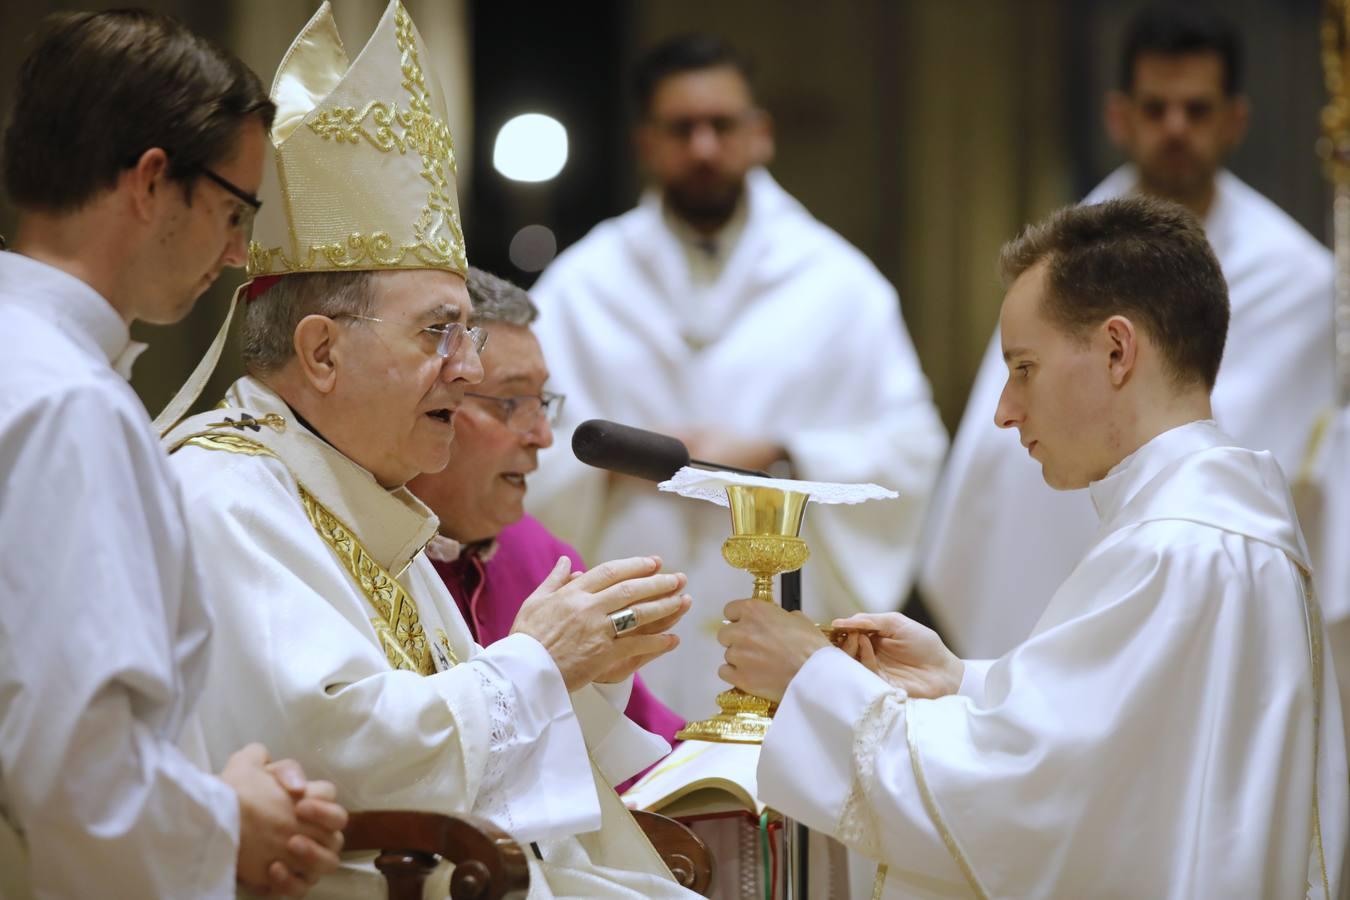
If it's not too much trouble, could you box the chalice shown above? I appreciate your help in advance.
[676,484,810,744]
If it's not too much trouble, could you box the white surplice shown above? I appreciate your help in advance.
[0,251,239,899]
[528,168,949,719]
[165,376,697,899]
[920,166,1336,658]
[761,421,1348,899]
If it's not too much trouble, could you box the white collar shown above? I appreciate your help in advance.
[0,251,146,379]
[1088,419,1224,521]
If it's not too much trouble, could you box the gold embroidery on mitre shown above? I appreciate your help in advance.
[247,3,466,277]
[298,485,436,676]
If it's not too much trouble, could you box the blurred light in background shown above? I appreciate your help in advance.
[508,224,559,272]
[493,114,569,182]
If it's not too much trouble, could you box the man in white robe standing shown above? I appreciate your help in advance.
[719,196,1348,899]
[920,5,1335,658]
[161,3,704,897]
[528,34,948,720]
[0,10,347,899]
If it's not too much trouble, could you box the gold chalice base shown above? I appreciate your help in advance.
[676,626,881,744]
[675,688,775,744]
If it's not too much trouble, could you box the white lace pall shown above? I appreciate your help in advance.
[658,467,899,507]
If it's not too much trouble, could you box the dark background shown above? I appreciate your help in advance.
[0,0,1332,429]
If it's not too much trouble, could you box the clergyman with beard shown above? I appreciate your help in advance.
[525,33,947,730]
[919,3,1336,660]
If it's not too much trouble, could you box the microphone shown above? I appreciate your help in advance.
[571,419,774,482]
[572,419,692,482]
[571,418,802,611]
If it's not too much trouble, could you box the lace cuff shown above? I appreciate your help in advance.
[468,663,519,834]
[462,634,600,842]
[836,690,907,859]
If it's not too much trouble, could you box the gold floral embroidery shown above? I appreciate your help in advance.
[252,4,466,276]
[298,486,435,676]
[173,428,442,677]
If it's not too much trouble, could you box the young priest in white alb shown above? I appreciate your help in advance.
[718,198,1347,899]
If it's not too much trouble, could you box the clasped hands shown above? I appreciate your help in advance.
[511,555,693,691]
[220,743,347,897]
[717,600,965,704]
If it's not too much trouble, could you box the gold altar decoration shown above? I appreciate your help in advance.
[677,484,811,744]
[1320,0,1350,407]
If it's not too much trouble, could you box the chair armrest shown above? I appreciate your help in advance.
[631,808,714,896]
[342,810,530,900]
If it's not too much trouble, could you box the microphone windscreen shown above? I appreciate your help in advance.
[572,419,691,483]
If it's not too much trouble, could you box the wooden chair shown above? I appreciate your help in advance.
[632,809,715,897]
[342,810,530,900]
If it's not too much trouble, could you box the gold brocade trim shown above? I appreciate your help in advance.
[904,707,989,900]
[248,4,466,276]
[174,432,280,458]
[298,484,445,675]
[870,864,888,900]
[250,231,426,274]
[171,428,455,676]
[1301,573,1330,898]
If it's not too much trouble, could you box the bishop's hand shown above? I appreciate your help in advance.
[511,555,692,691]
[832,612,964,699]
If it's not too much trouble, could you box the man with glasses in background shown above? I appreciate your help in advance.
[409,268,686,757]
[161,3,704,895]
[0,10,350,898]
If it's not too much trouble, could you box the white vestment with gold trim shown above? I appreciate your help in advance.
[760,421,1348,898]
[166,376,699,899]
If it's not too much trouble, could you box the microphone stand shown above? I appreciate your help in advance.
[715,459,810,900]
[779,568,809,899]
[720,458,804,900]
[576,433,813,898]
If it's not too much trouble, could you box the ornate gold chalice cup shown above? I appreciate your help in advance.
[676,484,810,744]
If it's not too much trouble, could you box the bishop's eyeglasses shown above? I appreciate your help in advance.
[335,314,489,360]
[465,391,565,434]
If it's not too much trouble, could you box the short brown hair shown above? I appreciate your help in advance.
[3,9,275,214]
[1000,197,1229,390]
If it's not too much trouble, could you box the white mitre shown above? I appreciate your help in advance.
[155,0,468,432]
[248,0,467,277]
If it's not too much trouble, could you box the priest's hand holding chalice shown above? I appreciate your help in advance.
[657,468,899,742]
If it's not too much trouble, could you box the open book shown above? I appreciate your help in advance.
[620,740,764,818]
